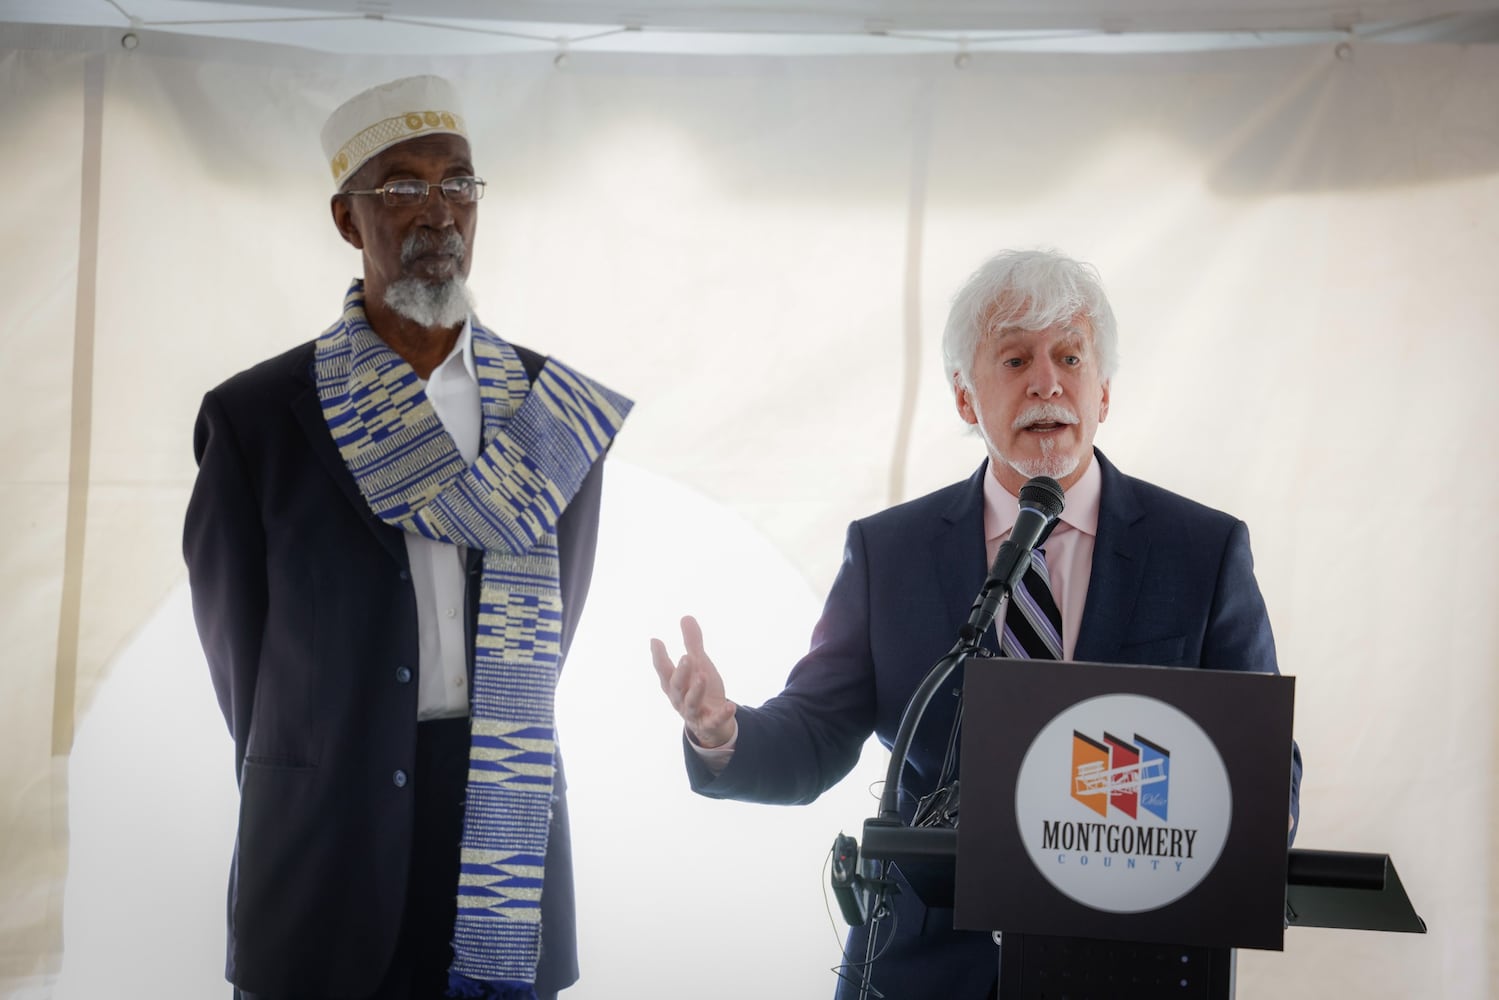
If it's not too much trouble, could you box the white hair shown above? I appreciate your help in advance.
[942,248,1119,389]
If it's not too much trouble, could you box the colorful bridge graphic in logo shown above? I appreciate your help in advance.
[1072,731,1170,821]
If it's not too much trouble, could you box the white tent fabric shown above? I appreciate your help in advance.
[2,19,1497,999]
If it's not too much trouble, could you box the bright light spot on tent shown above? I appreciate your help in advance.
[55,460,884,999]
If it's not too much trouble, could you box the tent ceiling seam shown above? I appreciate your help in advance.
[52,52,105,758]
[888,78,935,508]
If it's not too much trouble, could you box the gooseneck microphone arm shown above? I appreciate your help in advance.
[873,475,1065,824]
[874,638,990,822]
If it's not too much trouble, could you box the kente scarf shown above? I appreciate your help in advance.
[315,280,631,998]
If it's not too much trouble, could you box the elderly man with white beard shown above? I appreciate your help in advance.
[184,75,631,1000]
[651,248,1301,1000]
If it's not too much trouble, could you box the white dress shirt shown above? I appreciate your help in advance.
[405,321,480,721]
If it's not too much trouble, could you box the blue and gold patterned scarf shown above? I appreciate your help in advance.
[315,280,631,998]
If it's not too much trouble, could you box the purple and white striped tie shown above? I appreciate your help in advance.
[998,548,1063,661]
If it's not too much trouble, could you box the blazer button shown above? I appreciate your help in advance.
[393,769,408,788]
[398,569,411,581]
[395,666,412,684]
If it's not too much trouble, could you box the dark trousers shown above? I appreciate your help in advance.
[236,719,555,1000]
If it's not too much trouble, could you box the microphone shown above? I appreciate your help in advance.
[960,475,1065,644]
[877,474,1068,822]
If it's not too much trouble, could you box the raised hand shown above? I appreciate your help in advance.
[650,615,737,749]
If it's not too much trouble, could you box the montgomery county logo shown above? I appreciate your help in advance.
[1072,731,1170,822]
[1015,695,1231,913]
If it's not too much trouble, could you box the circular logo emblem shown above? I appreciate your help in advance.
[1014,693,1231,913]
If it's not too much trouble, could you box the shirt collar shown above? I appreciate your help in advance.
[426,317,477,385]
[983,452,1103,543]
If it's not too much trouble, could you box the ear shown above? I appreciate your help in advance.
[1098,378,1111,424]
[954,373,979,426]
[330,194,364,250]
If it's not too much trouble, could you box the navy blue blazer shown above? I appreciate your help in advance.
[184,338,603,997]
[689,451,1301,999]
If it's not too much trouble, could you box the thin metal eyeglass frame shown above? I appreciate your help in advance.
[341,176,487,207]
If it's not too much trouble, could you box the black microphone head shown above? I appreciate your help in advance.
[1018,475,1065,519]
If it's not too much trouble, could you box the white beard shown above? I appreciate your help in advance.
[1004,438,1081,482]
[1001,401,1083,481]
[384,275,474,330]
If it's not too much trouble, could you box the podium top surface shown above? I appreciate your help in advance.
[860,824,1425,935]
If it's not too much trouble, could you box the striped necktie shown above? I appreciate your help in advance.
[998,548,1063,660]
[912,546,1065,828]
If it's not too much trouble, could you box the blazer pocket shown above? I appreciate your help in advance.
[242,753,318,770]
[1118,634,1188,666]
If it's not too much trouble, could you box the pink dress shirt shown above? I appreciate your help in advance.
[981,456,1102,662]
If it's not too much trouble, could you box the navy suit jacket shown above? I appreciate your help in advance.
[688,451,1301,999]
[184,337,604,997]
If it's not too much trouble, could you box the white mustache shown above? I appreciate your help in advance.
[400,228,466,265]
[1012,403,1079,430]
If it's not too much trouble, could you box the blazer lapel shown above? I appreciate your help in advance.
[1074,450,1147,663]
[934,462,993,643]
[287,349,409,568]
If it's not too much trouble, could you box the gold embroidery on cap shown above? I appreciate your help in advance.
[329,110,467,182]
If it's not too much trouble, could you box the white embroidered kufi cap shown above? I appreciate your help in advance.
[320,75,467,187]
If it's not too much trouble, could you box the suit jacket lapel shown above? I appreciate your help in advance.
[287,347,409,568]
[1074,450,1147,663]
[934,462,992,643]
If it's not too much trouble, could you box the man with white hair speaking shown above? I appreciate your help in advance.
[652,248,1301,999]
[185,75,631,1000]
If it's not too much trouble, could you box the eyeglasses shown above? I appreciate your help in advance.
[343,176,486,207]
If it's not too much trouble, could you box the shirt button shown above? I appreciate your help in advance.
[392,770,408,788]
[395,666,412,684]
[455,675,465,688]
[445,607,457,619]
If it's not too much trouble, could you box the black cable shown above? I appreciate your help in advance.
[821,843,856,951]
[830,860,900,998]
[913,684,966,827]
